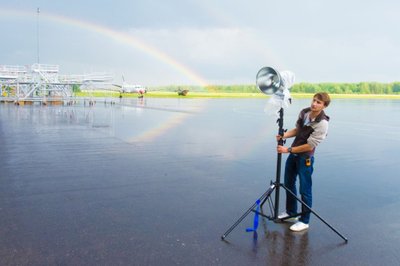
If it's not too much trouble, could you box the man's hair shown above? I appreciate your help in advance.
[314,92,331,107]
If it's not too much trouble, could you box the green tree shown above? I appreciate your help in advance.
[72,84,81,93]
[392,82,400,93]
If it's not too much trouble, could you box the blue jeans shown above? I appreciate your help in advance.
[284,154,314,224]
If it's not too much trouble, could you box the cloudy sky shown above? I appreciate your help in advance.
[1,0,399,86]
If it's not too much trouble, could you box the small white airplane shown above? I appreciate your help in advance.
[113,76,146,94]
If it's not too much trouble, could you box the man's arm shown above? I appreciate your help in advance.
[276,128,297,142]
[307,120,329,148]
[276,128,309,153]
[277,143,313,154]
[283,128,297,139]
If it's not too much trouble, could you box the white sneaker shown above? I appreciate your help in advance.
[290,221,309,232]
[278,212,299,222]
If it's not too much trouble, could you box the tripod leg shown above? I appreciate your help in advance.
[221,184,275,240]
[281,184,348,242]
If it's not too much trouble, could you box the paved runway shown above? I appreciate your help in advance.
[1,98,399,265]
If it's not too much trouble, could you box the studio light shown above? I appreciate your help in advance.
[256,67,282,95]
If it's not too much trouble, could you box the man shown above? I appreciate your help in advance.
[276,92,331,232]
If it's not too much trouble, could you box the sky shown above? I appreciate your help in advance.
[1,0,400,86]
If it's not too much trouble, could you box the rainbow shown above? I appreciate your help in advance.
[0,8,210,87]
[129,111,192,143]
[1,8,212,142]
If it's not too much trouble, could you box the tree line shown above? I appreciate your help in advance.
[3,82,400,95]
[290,82,400,94]
[153,82,400,94]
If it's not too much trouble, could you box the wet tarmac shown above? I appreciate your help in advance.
[0,98,400,265]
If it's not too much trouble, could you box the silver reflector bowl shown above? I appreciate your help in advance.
[256,67,282,95]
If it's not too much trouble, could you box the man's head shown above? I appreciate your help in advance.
[313,92,331,107]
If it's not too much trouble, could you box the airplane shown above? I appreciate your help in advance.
[112,76,146,95]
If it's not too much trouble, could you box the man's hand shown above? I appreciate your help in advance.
[277,145,289,153]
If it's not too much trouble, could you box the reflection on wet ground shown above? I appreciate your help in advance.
[1,98,400,265]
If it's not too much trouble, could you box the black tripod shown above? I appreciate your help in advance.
[221,107,348,242]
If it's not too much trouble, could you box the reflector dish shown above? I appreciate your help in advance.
[256,67,281,95]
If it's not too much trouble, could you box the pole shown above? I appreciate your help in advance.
[273,107,284,219]
[36,7,40,64]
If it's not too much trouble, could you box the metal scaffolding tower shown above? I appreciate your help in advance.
[0,64,114,104]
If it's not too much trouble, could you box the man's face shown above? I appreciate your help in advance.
[310,97,325,112]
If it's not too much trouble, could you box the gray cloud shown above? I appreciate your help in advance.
[1,0,400,85]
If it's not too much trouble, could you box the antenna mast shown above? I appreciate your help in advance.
[36,7,40,64]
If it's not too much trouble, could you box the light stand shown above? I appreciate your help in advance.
[220,107,285,240]
[271,107,284,220]
[221,67,348,242]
